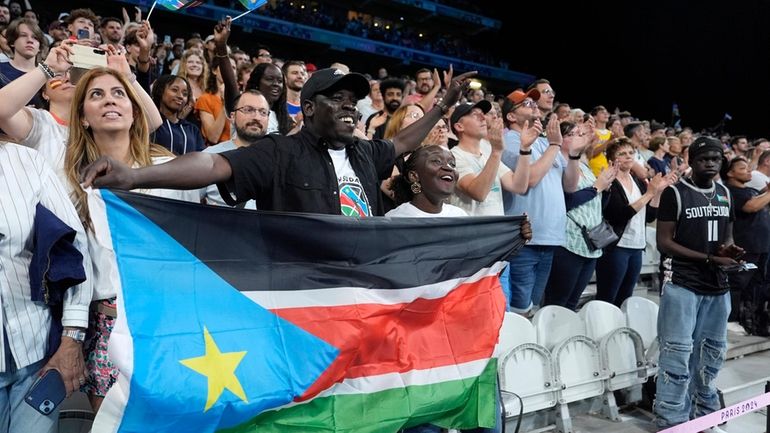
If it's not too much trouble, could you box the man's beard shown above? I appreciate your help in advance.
[235,123,265,143]
[386,100,401,113]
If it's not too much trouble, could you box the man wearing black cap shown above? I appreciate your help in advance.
[81,67,475,217]
[449,100,540,216]
[654,136,744,432]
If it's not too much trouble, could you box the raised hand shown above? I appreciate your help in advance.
[594,162,618,191]
[647,172,666,194]
[430,68,441,91]
[214,17,231,48]
[545,114,562,147]
[442,70,478,107]
[44,41,74,74]
[442,64,453,89]
[105,44,132,78]
[520,119,543,151]
[369,111,388,129]
[135,21,154,52]
[488,117,505,151]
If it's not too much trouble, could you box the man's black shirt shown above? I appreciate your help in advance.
[217,128,396,215]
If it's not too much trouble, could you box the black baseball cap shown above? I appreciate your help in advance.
[450,100,492,133]
[688,136,724,160]
[300,68,370,105]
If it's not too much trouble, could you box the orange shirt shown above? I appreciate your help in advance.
[195,93,230,145]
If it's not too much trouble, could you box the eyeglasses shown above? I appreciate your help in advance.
[515,99,538,109]
[614,151,634,157]
[234,106,270,117]
[566,129,586,137]
[257,53,272,58]
[541,88,556,97]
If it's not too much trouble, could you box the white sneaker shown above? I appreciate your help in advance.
[701,426,728,433]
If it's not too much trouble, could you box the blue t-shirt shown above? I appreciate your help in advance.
[287,101,301,117]
[502,130,567,246]
[647,156,669,175]
[151,115,205,155]
[0,62,44,107]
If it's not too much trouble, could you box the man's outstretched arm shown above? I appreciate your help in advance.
[81,153,233,191]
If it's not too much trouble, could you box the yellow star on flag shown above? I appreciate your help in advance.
[180,326,248,411]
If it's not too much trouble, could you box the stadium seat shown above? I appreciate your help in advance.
[622,296,660,373]
[532,305,586,350]
[579,301,648,419]
[533,306,605,432]
[621,296,659,352]
[640,227,660,289]
[497,313,558,419]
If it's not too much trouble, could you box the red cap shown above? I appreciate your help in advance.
[305,63,317,72]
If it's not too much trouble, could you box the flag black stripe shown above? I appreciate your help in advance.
[114,191,524,292]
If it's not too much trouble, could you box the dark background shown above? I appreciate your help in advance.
[39,0,770,136]
[488,0,770,137]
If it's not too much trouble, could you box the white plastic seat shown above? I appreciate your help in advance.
[532,305,585,350]
[534,306,605,432]
[622,296,660,376]
[497,313,558,418]
[621,296,659,352]
[580,301,648,419]
[494,312,536,358]
[640,226,660,277]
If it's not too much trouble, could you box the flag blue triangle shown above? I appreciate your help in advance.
[101,190,339,432]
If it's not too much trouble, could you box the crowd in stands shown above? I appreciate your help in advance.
[257,0,500,65]
[1,2,768,433]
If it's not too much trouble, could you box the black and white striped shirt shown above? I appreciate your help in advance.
[0,143,92,370]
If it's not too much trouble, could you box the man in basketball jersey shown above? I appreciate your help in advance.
[653,137,744,432]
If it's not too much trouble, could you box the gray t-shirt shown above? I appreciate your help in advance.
[450,140,510,216]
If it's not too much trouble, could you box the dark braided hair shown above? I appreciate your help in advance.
[151,74,193,116]
[390,145,445,205]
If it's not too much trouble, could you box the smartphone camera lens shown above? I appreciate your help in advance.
[39,400,54,415]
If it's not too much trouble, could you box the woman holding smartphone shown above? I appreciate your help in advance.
[0,41,162,185]
[0,43,191,412]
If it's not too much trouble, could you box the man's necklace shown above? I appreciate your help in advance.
[688,177,716,201]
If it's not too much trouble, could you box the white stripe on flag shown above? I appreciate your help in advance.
[272,358,492,412]
[245,262,507,309]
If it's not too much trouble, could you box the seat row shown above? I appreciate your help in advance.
[495,297,660,432]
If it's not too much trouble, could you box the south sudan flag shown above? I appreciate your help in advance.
[92,191,525,433]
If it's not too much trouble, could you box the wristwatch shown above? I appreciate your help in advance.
[62,328,86,343]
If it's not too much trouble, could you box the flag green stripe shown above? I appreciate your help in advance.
[218,359,498,433]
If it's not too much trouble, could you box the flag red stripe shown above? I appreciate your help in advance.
[271,274,505,400]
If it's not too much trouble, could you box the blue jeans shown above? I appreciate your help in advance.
[543,247,597,311]
[595,245,642,307]
[507,245,555,313]
[0,358,57,433]
[654,282,730,429]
